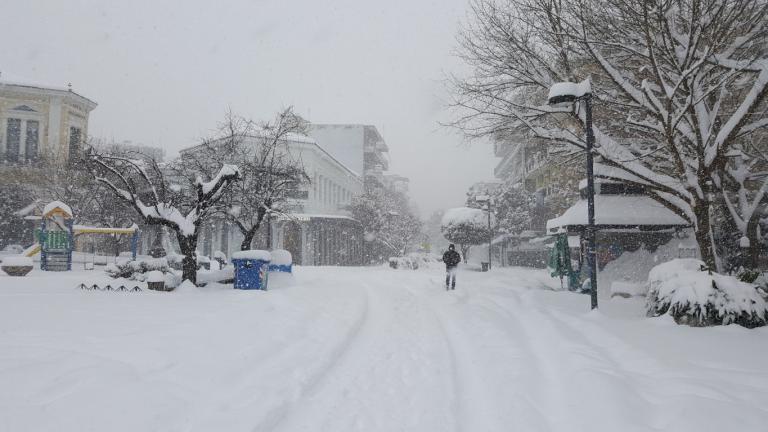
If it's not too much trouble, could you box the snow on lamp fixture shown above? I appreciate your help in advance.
[547,78,598,309]
[547,79,592,104]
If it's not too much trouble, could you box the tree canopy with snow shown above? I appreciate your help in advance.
[450,0,768,271]
[348,185,423,262]
[441,207,494,261]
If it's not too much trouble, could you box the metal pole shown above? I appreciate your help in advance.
[487,200,492,270]
[584,95,598,309]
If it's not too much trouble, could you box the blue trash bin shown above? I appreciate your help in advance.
[231,250,272,290]
[268,249,293,274]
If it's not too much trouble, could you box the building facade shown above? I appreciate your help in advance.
[0,80,97,164]
[308,124,391,189]
[183,133,365,266]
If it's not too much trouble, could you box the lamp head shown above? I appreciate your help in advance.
[547,79,592,105]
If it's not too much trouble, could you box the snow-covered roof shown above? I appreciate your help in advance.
[43,201,73,218]
[276,213,359,223]
[546,195,688,231]
[0,75,97,109]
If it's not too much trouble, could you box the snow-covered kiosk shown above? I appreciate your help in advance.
[546,180,690,272]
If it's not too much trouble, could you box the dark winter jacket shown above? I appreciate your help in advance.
[443,249,461,268]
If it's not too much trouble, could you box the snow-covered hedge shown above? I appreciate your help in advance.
[646,259,768,328]
[106,257,169,281]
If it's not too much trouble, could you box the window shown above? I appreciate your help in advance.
[69,127,82,161]
[25,120,39,161]
[6,118,21,162]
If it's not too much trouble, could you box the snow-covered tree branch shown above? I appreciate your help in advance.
[89,149,240,284]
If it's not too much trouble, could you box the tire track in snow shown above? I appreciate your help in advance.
[416,272,564,431]
[464,292,567,431]
[249,280,373,432]
[515,292,768,428]
[261,273,458,432]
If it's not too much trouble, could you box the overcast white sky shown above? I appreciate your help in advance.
[1,0,497,217]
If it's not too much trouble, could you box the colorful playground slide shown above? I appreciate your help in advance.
[23,243,41,257]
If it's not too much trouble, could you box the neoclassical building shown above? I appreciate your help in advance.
[0,79,97,163]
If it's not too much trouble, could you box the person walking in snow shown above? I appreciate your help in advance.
[442,244,461,290]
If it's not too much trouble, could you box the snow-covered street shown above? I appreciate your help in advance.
[1,266,767,432]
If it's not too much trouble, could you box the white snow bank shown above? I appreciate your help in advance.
[175,279,199,293]
[646,259,768,327]
[599,237,684,298]
[146,270,164,283]
[197,266,235,284]
[441,207,492,227]
[231,250,272,261]
[1,266,768,430]
[42,200,73,217]
[270,249,292,265]
[0,256,33,266]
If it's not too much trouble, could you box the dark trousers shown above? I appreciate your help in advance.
[446,266,457,289]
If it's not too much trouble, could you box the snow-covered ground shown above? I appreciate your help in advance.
[1,265,767,431]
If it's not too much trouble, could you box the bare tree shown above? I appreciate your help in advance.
[89,150,240,284]
[181,108,310,250]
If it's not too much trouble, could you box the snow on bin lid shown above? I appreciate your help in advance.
[231,250,272,261]
[548,79,592,102]
[1,256,33,266]
[146,270,165,283]
[270,249,292,265]
[43,200,73,218]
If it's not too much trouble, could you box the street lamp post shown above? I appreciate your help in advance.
[548,79,598,309]
[476,194,493,271]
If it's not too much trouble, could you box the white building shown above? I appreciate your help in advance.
[307,124,390,188]
[181,132,365,266]
[384,174,410,194]
[0,78,96,163]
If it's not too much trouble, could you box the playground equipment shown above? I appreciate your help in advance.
[39,201,75,271]
[30,201,140,271]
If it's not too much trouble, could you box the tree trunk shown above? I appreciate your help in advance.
[693,200,718,271]
[240,230,255,251]
[746,217,760,270]
[460,244,470,263]
[239,208,266,251]
[177,233,198,285]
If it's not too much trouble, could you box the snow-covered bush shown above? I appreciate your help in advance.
[646,259,768,328]
[388,256,418,270]
[105,257,169,281]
